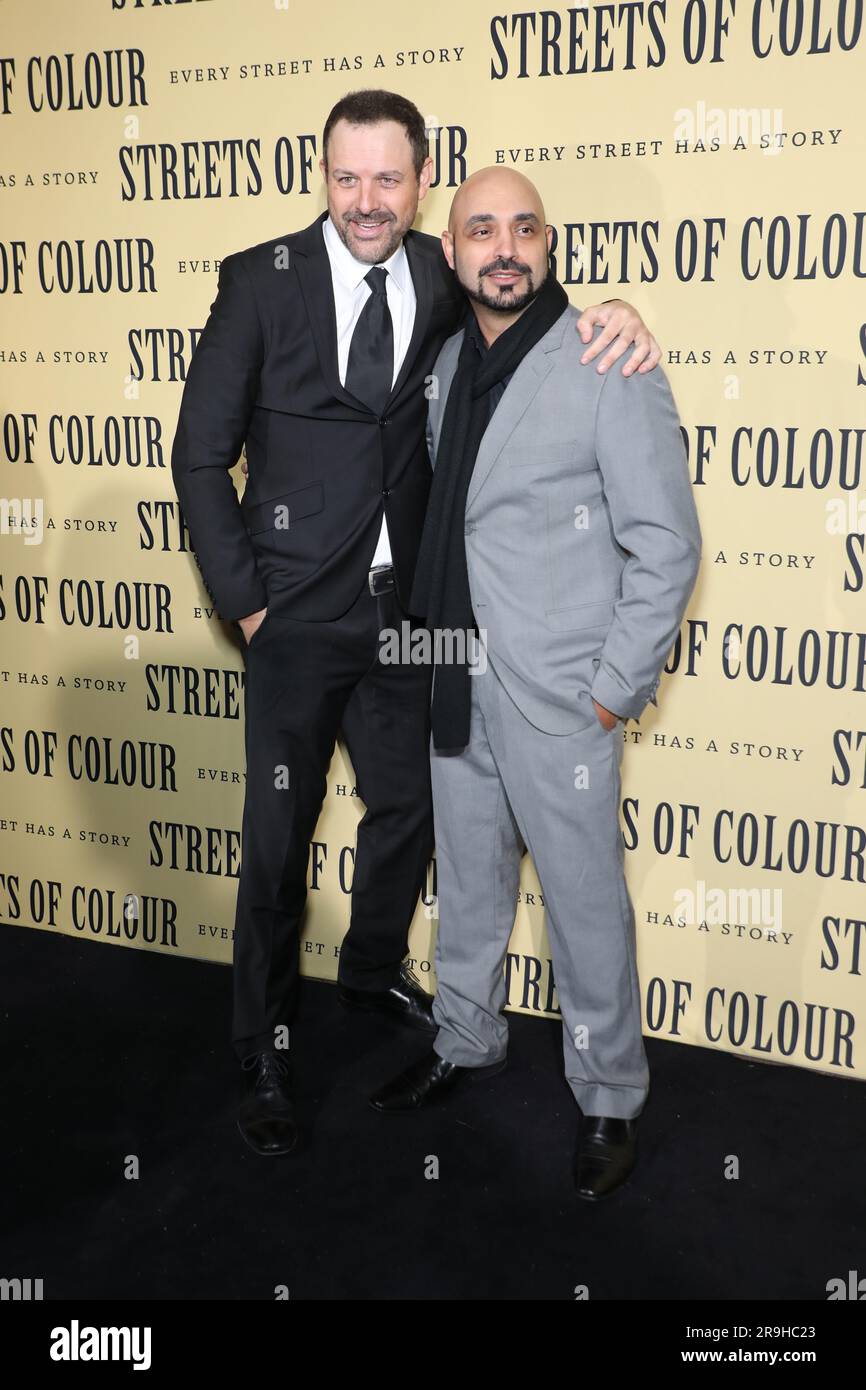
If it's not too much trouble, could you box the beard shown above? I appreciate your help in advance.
[457,254,546,313]
[334,208,407,264]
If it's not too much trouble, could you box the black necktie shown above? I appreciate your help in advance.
[345,266,394,414]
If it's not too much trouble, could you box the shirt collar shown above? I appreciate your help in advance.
[323,214,411,297]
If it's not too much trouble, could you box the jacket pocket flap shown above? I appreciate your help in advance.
[544,599,615,631]
[244,481,324,534]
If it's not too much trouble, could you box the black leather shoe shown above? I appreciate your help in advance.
[237,1050,299,1156]
[573,1114,638,1199]
[369,1048,507,1112]
[338,963,436,1033]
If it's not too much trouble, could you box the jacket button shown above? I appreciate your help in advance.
[378,416,390,426]
[382,488,391,497]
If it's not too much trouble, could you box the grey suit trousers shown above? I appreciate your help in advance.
[430,657,650,1120]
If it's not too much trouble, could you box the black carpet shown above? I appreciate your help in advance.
[2,922,865,1302]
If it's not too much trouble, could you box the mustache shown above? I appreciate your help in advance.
[481,257,532,276]
[346,211,395,223]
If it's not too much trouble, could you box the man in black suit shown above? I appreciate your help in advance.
[171,88,660,1158]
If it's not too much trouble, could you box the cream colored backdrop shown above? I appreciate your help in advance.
[2,0,864,1080]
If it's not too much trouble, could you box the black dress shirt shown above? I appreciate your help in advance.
[465,312,515,423]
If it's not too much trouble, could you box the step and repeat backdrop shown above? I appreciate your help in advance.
[1,0,863,1079]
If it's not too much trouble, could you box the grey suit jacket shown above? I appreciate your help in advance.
[425,304,702,733]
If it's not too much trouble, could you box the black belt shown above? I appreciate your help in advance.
[368,563,395,597]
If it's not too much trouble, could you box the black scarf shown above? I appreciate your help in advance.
[410,270,570,750]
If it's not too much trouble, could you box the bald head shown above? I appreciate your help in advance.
[442,166,553,327]
[448,166,546,237]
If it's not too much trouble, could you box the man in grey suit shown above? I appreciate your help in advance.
[369,167,702,1200]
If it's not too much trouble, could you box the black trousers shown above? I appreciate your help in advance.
[232,575,434,1061]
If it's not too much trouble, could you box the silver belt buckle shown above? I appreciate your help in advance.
[368,563,395,596]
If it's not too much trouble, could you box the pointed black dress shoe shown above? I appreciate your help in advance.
[369,1047,507,1112]
[338,963,436,1033]
[573,1114,638,1199]
[237,1050,299,1156]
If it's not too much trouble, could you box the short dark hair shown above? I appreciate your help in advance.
[322,89,429,177]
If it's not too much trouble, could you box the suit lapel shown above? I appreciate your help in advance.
[431,336,462,461]
[465,344,558,510]
[291,214,436,416]
[291,213,370,412]
[386,232,434,410]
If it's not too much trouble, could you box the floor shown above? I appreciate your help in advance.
[2,923,864,1300]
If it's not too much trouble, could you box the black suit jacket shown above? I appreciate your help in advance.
[170,211,465,622]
